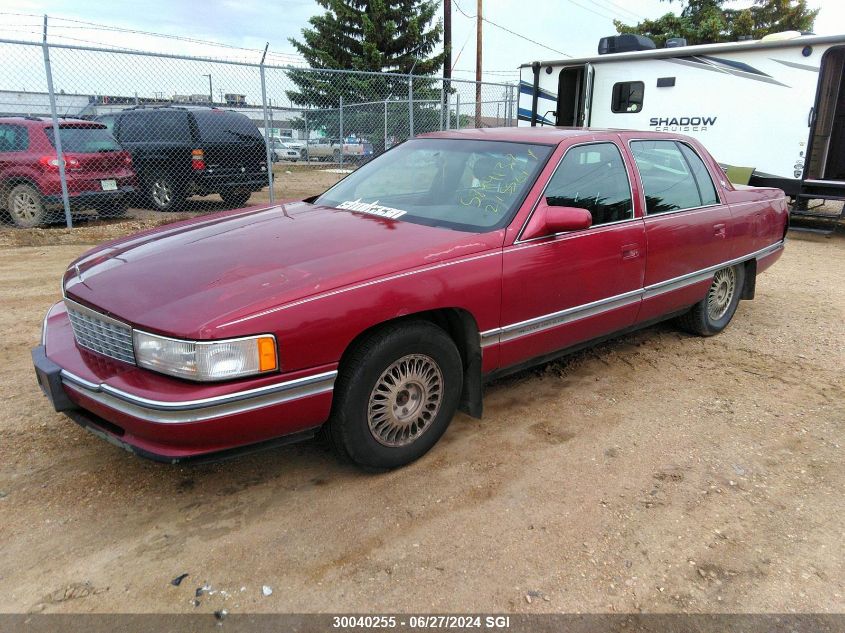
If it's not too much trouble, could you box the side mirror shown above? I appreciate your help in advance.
[521,199,592,240]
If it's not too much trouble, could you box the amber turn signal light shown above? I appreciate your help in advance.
[257,336,278,372]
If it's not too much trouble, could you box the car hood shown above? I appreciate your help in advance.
[64,202,499,338]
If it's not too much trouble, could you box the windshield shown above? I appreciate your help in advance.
[45,126,121,153]
[313,138,552,232]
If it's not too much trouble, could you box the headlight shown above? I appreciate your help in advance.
[133,331,278,381]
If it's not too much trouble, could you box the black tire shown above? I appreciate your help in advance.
[220,189,252,208]
[146,173,185,211]
[7,183,47,228]
[328,321,463,470]
[677,264,746,336]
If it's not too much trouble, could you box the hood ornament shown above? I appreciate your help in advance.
[74,263,84,283]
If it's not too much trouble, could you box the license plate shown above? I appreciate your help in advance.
[100,179,117,191]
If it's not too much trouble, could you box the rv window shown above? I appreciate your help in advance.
[630,140,715,214]
[544,142,633,226]
[611,81,644,113]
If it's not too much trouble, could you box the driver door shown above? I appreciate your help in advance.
[498,140,645,369]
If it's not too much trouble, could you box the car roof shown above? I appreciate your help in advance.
[417,126,695,145]
[0,116,102,127]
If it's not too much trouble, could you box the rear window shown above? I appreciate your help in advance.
[192,111,262,143]
[45,126,121,152]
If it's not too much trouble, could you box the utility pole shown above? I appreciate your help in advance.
[444,0,451,81]
[475,0,482,127]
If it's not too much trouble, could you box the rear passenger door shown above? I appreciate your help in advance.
[628,139,733,323]
[498,141,645,369]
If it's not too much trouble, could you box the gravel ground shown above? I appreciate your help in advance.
[0,203,842,614]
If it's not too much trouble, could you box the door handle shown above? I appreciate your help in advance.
[713,223,726,239]
[621,243,641,260]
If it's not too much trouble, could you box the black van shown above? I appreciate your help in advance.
[97,106,267,211]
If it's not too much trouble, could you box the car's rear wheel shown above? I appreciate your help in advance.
[147,174,185,211]
[220,189,252,207]
[7,183,47,228]
[328,321,463,470]
[677,264,745,336]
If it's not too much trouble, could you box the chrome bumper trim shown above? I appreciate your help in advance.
[60,369,337,424]
[481,240,784,347]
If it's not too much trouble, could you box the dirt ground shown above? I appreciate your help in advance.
[0,197,842,614]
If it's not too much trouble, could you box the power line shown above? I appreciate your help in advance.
[585,0,644,22]
[560,0,618,22]
[0,12,308,63]
[452,0,571,57]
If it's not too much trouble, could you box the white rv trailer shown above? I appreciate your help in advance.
[519,32,845,205]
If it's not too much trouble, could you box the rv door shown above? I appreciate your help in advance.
[582,63,594,126]
[557,64,592,126]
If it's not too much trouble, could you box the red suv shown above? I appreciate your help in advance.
[0,117,136,227]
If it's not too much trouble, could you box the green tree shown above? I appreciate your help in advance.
[286,0,446,148]
[614,0,819,47]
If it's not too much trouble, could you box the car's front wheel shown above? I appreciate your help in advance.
[328,322,463,470]
[7,183,47,228]
[677,264,746,336]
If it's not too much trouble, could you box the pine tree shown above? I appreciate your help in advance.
[614,0,818,47]
[286,0,446,147]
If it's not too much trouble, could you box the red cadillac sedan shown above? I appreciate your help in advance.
[32,128,788,469]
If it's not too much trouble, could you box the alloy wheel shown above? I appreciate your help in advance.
[707,267,737,321]
[367,354,443,447]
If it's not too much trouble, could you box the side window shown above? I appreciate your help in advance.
[118,115,146,142]
[151,112,191,143]
[611,81,644,113]
[544,142,633,226]
[678,143,719,206]
[631,140,711,214]
[0,124,29,152]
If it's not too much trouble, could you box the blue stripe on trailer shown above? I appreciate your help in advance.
[517,107,555,124]
[519,80,557,102]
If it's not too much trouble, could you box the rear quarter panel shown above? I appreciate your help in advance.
[723,184,789,260]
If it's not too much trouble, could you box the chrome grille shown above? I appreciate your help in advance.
[65,299,136,365]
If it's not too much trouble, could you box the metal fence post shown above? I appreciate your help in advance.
[41,15,72,228]
[408,75,414,138]
[384,99,388,151]
[259,43,275,204]
[304,109,309,160]
[509,84,516,126]
[339,95,344,169]
[440,81,445,131]
[456,93,461,130]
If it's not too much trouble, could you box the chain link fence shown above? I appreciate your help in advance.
[0,36,517,228]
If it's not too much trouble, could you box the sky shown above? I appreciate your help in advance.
[1,0,843,84]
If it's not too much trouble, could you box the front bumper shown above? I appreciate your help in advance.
[33,303,336,463]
